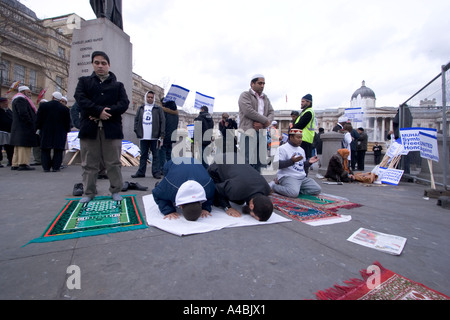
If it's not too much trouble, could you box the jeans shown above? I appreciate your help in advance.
[136,139,160,177]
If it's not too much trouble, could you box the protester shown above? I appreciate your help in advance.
[373,142,383,165]
[238,74,274,172]
[340,123,353,162]
[74,51,129,203]
[289,110,299,129]
[194,105,214,168]
[151,157,215,221]
[36,92,71,172]
[218,112,237,155]
[159,99,179,169]
[132,91,165,179]
[325,149,355,183]
[356,127,368,171]
[269,128,321,198]
[292,94,316,159]
[207,162,273,221]
[0,97,13,167]
[9,86,38,171]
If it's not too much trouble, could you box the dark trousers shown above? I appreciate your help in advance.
[0,144,14,165]
[41,148,64,171]
[356,150,366,170]
[137,139,160,177]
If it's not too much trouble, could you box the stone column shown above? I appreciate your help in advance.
[318,132,344,175]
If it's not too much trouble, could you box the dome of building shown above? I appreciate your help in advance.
[351,81,376,100]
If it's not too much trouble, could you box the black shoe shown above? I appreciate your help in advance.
[128,182,148,191]
[152,174,161,179]
[131,173,145,178]
[97,174,108,179]
[121,181,129,192]
[73,183,84,196]
[11,166,18,171]
[18,165,35,171]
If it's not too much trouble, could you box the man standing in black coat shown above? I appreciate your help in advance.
[194,106,214,168]
[0,97,13,167]
[36,92,71,172]
[74,51,129,203]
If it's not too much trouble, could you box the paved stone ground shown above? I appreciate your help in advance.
[0,161,449,302]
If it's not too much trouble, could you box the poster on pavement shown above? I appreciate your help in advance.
[347,228,407,255]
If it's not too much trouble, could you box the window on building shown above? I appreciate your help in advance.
[29,69,37,91]
[58,47,66,59]
[55,76,63,92]
[13,64,25,83]
[0,60,10,85]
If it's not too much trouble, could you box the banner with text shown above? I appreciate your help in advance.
[399,127,437,153]
[344,107,364,123]
[419,131,439,162]
[163,84,190,107]
[194,91,215,113]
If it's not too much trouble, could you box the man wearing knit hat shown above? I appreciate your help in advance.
[9,86,39,171]
[292,94,316,160]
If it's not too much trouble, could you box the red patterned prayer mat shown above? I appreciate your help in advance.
[315,262,449,300]
[270,193,352,226]
[296,193,362,212]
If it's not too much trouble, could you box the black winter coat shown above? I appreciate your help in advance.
[10,96,38,147]
[207,163,271,208]
[36,100,71,149]
[74,72,129,140]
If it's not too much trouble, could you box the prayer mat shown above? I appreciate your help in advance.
[296,193,362,212]
[269,193,351,226]
[315,261,450,300]
[27,195,147,244]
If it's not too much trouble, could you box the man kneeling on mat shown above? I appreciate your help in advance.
[207,163,273,222]
[151,157,215,221]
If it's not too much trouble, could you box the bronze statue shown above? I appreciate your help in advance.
[90,0,123,30]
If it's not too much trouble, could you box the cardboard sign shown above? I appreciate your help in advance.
[400,127,437,153]
[419,131,439,162]
[379,167,404,186]
[163,84,190,107]
[194,91,215,113]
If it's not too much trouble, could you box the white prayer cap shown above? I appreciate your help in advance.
[40,99,48,103]
[61,96,68,102]
[52,92,63,100]
[18,86,30,92]
[251,74,265,81]
[175,181,206,206]
[271,121,278,125]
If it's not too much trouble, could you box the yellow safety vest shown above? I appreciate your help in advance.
[295,108,315,144]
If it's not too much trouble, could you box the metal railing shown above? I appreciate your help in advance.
[399,62,450,189]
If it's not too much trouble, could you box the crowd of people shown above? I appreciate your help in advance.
[0,55,386,221]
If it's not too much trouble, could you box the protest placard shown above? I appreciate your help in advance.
[380,168,404,185]
[194,91,215,113]
[163,84,190,107]
[344,107,364,123]
[419,131,439,162]
[400,127,437,153]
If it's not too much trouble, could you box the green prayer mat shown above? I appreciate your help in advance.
[26,195,147,245]
[297,193,362,212]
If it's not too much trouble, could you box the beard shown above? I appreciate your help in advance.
[242,205,251,215]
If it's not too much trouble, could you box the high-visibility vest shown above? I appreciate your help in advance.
[295,108,316,144]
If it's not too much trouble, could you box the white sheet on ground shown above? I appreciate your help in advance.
[143,194,291,236]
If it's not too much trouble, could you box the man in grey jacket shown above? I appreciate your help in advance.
[238,74,274,172]
[132,91,165,179]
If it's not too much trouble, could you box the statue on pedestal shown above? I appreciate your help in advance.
[90,0,123,30]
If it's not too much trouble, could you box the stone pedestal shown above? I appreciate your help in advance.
[319,132,344,175]
[67,18,135,142]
